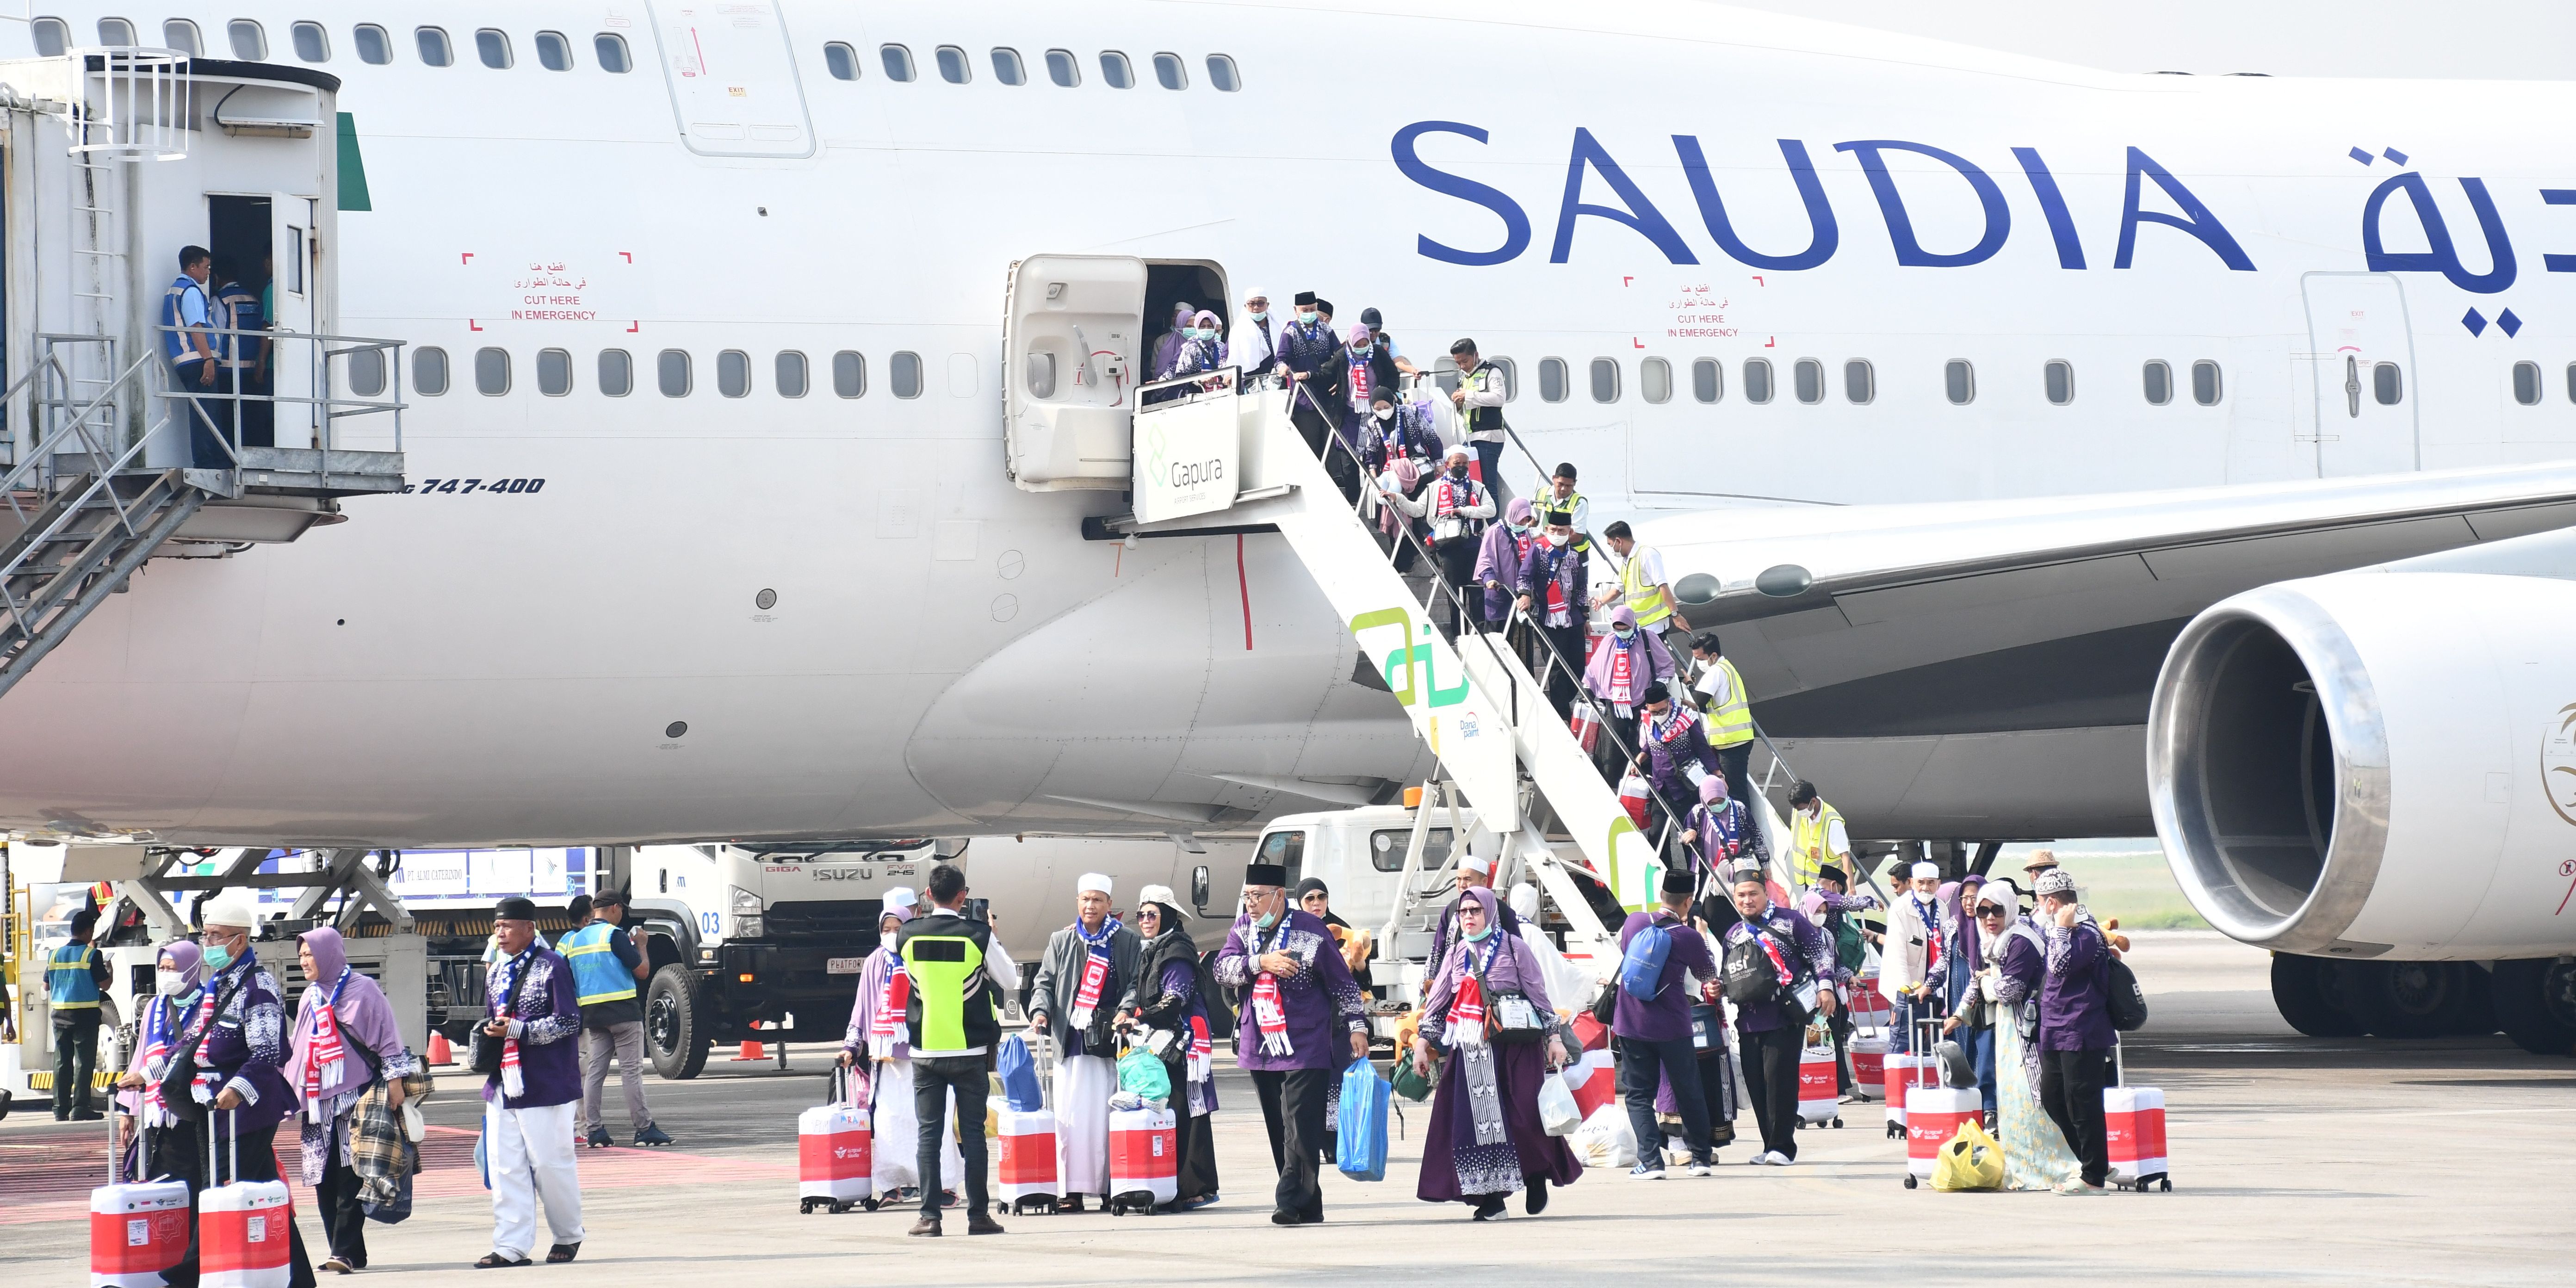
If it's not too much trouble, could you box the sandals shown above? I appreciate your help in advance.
[473,1253,532,1269]
[546,1244,581,1264]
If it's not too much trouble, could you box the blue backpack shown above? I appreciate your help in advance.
[1619,918,1673,1000]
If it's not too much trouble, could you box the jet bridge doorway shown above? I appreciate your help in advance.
[1002,255,1228,491]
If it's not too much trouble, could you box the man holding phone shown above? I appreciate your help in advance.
[475,897,586,1267]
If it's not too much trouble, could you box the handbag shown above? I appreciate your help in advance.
[1472,958,1548,1046]
[471,957,535,1078]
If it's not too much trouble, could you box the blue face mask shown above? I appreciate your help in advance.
[1297,311,1317,325]
[1351,343,1373,357]
[1256,909,1282,929]
[1247,309,1267,321]
[202,942,233,972]
[1614,625,1634,639]
[1462,920,1495,943]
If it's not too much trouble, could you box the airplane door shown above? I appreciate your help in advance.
[2303,272,2419,477]
[1003,255,1145,491]
[271,193,315,449]
[644,1,816,159]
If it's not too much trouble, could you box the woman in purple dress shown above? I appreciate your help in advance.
[1410,886,1582,1220]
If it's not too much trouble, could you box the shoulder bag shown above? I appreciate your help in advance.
[156,967,253,1122]
[471,958,535,1078]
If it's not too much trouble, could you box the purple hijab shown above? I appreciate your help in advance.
[284,926,406,1102]
[1422,886,1555,1016]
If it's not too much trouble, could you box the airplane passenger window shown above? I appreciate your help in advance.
[775,351,808,398]
[31,18,68,56]
[1640,358,1672,404]
[891,352,923,398]
[2567,362,2576,405]
[594,33,631,73]
[416,27,452,68]
[163,19,201,55]
[1491,357,1517,401]
[824,43,858,81]
[346,347,385,396]
[1691,358,1721,403]
[658,349,692,397]
[881,44,915,82]
[97,18,136,45]
[1153,52,1186,90]
[718,350,751,398]
[991,48,1025,85]
[2142,360,2172,406]
[1537,358,1567,403]
[414,347,449,396]
[474,347,511,396]
[1429,356,1462,395]
[1100,50,1133,88]
[477,29,512,69]
[2045,359,2075,405]
[353,25,390,64]
[2513,360,2541,406]
[1046,49,1079,87]
[936,45,969,84]
[1945,359,1975,404]
[1589,358,1620,403]
[1026,353,1056,399]
[1793,358,1823,405]
[2192,360,2223,406]
[1206,54,1240,91]
[537,349,572,396]
[833,351,867,397]
[227,19,265,60]
[535,31,572,71]
[1844,359,1874,404]
[1743,358,1773,404]
[291,21,329,63]
[598,349,633,397]
[2377,362,2404,406]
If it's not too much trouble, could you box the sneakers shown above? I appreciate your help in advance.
[1471,1202,1509,1221]
[2056,1180,2107,1196]
[1684,1160,1712,1178]
[1628,1162,1667,1180]
[584,1127,613,1149]
[1768,1152,1796,1167]
[633,1125,673,1147]
[1750,1150,1793,1166]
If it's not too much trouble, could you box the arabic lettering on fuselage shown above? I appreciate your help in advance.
[1391,124,2576,290]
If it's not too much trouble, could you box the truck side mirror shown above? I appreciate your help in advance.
[1190,865,1210,912]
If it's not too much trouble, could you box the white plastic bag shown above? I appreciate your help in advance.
[1569,1104,1636,1169]
[1537,1071,1583,1137]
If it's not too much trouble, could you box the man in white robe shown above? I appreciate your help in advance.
[1027,873,1141,1212]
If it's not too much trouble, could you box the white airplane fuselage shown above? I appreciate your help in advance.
[5,1,2574,848]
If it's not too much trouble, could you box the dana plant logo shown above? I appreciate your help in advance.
[2545,702,2576,828]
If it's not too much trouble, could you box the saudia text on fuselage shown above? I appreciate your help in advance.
[1389,123,2558,301]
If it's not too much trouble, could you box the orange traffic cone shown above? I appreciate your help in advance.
[427,1031,454,1066]
[731,1038,766,1061]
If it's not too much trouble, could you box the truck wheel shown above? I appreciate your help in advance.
[2341,960,2459,1040]
[2268,954,2365,1038]
[645,965,712,1080]
[2493,960,2576,1057]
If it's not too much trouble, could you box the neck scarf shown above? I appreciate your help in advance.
[1248,916,1296,1057]
[493,948,532,1099]
[140,994,192,1127]
[1071,916,1123,1031]
[1347,349,1374,411]
[1740,918,1796,986]
[869,950,910,1059]
[1537,545,1574,626]
[1609,641,1637,712]
[1444,936,1499,1047]
[1913,895,1945,971]
[303,971,350,1121]
[1650,706,1696,744]
[1697,800,1747,870]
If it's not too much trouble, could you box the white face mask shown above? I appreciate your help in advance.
[157,969,190,996]
[1546,531,1570,547]
[1613,625,1634,638]
[1374,406,1394,421]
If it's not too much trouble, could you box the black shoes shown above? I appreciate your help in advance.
[1525,1177,1549,1215]
[966,1214,1005,1236]
[907,1218,942,1238]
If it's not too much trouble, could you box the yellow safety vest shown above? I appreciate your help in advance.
[1790,801,1846,891]
[1701,657,1753,749]
[1621,545,1673,628]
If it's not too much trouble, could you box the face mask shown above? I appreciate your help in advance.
[157,970,190,996]
[1373,407,1394,421]
[1297,311,1316,325]
[1462,921,1495,943]
[1449,464,1468,478]
[1613,625,1634,639]
[202,942,233,972]
[1546,532,1570,547]
[1351,344,1373,358]
[1256,908,1281,929]
[1247,309,1266,321]
[1511,522,1532,536]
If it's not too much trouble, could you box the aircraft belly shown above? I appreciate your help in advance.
[1776,725,2151,839]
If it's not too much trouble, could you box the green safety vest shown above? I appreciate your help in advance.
[561,922,638,1006]
[1702,656,1754,749]
[49,942,102,1009]
[896,915,999,1053]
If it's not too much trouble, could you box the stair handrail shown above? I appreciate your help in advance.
[2,348,161,523]
[0,351,73,480]
[0,401,171,644]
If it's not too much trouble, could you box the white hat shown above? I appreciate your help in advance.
[1077,872,1113,897]
[1460,854,1493,876]
[1910,861,1941,880]
[199,890,261,930]
[1138,884,1183,914]
[1508,883,1542,921]
[1245,285,1268,301]
[881,886,916,912]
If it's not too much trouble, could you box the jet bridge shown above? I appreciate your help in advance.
[0,48,406,700]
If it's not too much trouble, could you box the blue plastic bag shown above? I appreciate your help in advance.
[996,1034,1046,1111]
[1335,1057,1391,1182]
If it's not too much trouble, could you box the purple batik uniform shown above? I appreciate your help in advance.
[192,949,296,1136]
[2039,920,2118,1052]
[483,947,583,1109]
[1213,908,1366,1071]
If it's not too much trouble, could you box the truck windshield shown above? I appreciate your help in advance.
[1257,830,1306,886]
[1369,828,1454,873]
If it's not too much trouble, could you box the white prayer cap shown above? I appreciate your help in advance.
[1244,285,1268,301]
[1910,861,1941,880]
[199,891,261,930]
[1077,872,1114,897]
[1460,854,1493,876]
[1508,883,1542,921]
[881,886,916,913]
[1139,884,1182,913]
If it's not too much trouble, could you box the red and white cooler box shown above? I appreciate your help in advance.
[90,1175,190,1287]
[995,1108,1060,1206]
[1108,1106,1177,1207]
[1882,1050,1934,1131]
[1560,1048,1618,1121]
[1848,1035,1886,1099]
[1796,1038,1840,1124]
[200,1173,293,1288]
[2104,1085,2169,1184]
[798,1096,873,1205]
[1903,1087,1983,1180]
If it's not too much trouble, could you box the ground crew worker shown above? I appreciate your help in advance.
[1690,633,1760,836]
[49,909,112,1121]
[1785,780,1851,896]
[895,864,1017,1237]
[163,245,229,466]
[1447,339,1508,485]
[1538,462,1591,551]
[564,890,671,1148]
[1598,521,1689,646]
[214,261,268,448]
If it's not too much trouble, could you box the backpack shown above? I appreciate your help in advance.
[1720,933,1782,1009]
[2104,953,2149,1032]
[1618,919,1673,1000]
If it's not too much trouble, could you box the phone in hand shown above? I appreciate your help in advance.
[964,897,991,924]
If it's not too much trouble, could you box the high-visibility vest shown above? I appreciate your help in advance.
[48,942,102,1010]
[561,922,639,1006]
[1701,657,1754,749]
[897,915,999,1053]
[1621,544,1674,628]
[162,275,211,363]
[1790,801,1847,891]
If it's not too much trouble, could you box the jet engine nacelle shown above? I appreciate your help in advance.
[2148,570,2576,960]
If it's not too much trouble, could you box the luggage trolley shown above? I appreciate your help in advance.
[1001,1029,1064,1215]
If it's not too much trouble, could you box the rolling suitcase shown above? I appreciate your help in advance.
[995,1108,1060,1214]
[1849,1034,1886,1101]
[1106,1105,1177,1214]
[200,1112,291,1288]
[1795,1024,1842,1127]
[1902,1086,1982,1189]
[1560,1048,1618,1121]
[1882,1019,1937,1139]
[797,1067,875,1213]
[91,1112,190,1288]
[2104,1045,2173,1192]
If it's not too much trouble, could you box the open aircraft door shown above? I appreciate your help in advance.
[271,192,315,448]
[2301,272,2420,477]
[1003,255,1145,491]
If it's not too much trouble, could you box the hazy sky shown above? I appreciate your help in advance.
[1708,0,2575,80]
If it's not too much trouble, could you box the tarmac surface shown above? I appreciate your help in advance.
[6,930,2573,1285]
